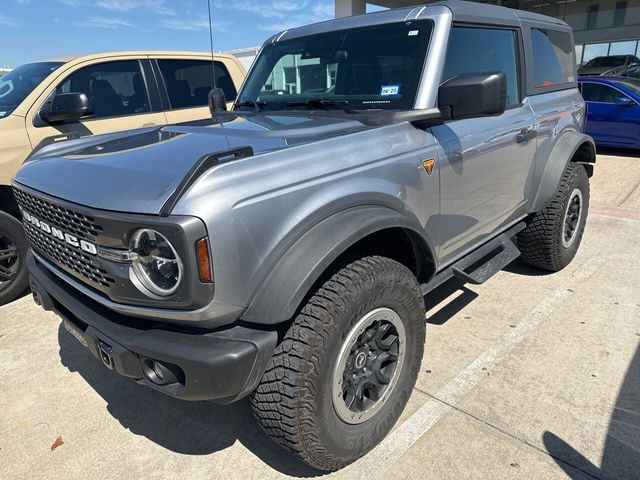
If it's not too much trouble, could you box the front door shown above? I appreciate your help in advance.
[580,82,640,146]
[432,26,537,262]
[25,58,166,152]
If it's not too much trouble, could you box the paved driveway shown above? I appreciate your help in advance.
[1,151,639,480]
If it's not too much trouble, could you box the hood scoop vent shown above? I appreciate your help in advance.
[159,146,254,216]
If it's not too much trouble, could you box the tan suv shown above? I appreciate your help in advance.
[0,51,245,304]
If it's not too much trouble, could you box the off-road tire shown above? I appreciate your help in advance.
[250,255,426,471]
[518,163,589,271]
[0,211,29,306]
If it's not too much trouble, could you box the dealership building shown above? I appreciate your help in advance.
[336,0,640,65]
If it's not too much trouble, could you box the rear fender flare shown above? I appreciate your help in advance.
[530,132,595,213]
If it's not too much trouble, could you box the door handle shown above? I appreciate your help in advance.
[142,123,157,127]
[516,128,537,143]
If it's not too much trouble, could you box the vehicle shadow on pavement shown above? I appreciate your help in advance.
[596,147,640,159]
[56,325,322,478]
[543,344,640,480]
[503,258,554,277]
[424,278,479,325]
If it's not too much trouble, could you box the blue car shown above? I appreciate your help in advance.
[578,77,640,149]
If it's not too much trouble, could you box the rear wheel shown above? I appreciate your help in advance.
[0,210,29,306]
[518,163,589,271]
[250,255,425,471]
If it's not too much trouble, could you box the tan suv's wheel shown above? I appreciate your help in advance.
[250,255,425,471]
[0,211,28,306]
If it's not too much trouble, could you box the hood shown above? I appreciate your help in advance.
[14,113,369,214]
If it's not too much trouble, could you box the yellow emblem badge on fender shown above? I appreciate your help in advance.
[422,158,435,176]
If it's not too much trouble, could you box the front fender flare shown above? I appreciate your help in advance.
[530,132,595,213]
[241,205,434,325]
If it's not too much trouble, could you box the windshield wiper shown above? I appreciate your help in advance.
[233,100,267,112]
[285,98,355,113]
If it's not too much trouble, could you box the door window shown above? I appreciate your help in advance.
[581,82,628,103]
[57,60,150,119]
[443,27,521,107]
[157,60,237,109]
[531,28,575,88]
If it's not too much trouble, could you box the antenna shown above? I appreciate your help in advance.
[207,0,217,90]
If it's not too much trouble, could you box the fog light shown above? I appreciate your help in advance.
[141,358,183,386]
[152,362,165,381]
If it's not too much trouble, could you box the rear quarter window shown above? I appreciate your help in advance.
[531,28,575,88]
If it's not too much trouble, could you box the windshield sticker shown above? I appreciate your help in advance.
[380,85,400,96]
[408,30,419,36]
[0,112,6,118]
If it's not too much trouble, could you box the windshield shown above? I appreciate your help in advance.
[584,56,627,68]
[237,20,433,112]
[0,62,63,118]
[618,79,640,97]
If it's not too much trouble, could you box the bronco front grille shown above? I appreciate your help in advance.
[13,188,103,240]
[13,188,114,288]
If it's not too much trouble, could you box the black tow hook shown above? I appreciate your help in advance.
[30,282,54,311]
[32,290,42,307]
[98,340,114,370]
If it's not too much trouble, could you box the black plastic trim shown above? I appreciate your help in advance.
[242,205,437,325]
[149,59,172,112]
[28,252,277,402]
[140,59,163,113]
[159,146,254,216]
[13,182,213,310]
[421,221,526,294]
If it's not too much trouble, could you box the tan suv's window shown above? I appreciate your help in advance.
[57,60,150,119]
[158,60,237,109]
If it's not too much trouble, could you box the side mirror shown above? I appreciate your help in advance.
[208,88,227,115]
[438,72,507,120]
[615,95,634,107]
[40,92,94,123]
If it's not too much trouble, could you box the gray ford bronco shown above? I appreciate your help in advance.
[14,1,595,471]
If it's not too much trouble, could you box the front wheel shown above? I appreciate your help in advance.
[0,210,29,306]
[250,255,426,471]
[517,163,590,272]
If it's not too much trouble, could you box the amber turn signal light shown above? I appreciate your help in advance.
[195,237,212,283]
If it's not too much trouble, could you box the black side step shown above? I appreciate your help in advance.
[421,222,526,295]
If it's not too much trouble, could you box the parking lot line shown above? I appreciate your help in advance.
[590,206,640,221]
[335,255,605,479]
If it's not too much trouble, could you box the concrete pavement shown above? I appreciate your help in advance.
[1,151,639,480]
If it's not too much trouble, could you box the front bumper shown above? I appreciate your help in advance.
[28,252,277,402]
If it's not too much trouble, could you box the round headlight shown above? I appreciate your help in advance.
[130,229,183,297]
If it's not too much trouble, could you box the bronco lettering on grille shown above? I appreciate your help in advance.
[21,209,98,255]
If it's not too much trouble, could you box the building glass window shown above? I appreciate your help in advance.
[501,0,521,8]
[543,0,565,19]
[575,45,584,65]
[589,0,619,29]
[531,28,575,87]
[609,40,639,55]
[583,43,610,63]
[628,1,640,26]
[614,0,628,26]
[564,0,590,31]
